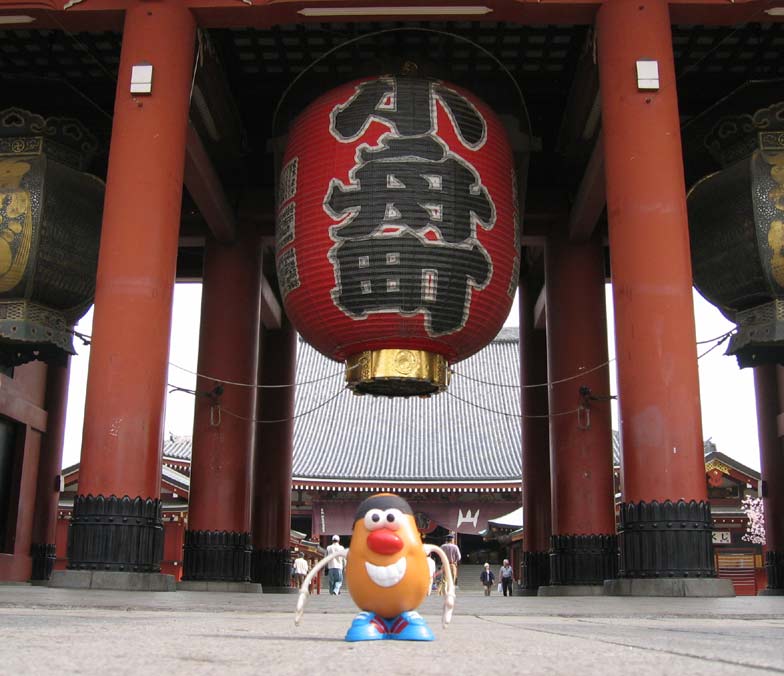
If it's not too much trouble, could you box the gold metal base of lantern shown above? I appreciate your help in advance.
[345,349,450,397]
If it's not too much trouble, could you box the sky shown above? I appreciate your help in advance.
[60,282,760,472]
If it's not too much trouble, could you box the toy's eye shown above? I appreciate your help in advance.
[383,508,403,530]
[364,509,385,530]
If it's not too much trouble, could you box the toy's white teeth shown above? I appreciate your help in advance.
[365,556,407,588]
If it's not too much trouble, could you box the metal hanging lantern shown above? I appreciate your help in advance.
[275,75,520,396]
[0,108,104,367]
[684,81,784,368]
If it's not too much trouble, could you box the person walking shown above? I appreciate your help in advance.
[441,533,461,587]
[326,534,346,595]
[480,562,495,596]
[293,550,309,590]
[499,558,514,596]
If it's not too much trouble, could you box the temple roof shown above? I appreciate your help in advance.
[291,327,523,489]
[162,327,525,490]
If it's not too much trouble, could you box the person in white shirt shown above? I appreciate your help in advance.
[293,551,309,590]
[326,534,346,595]
[499,558,515,596]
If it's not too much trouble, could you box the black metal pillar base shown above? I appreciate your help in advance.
[521,550,550,592]
[250,548,292,592]
[549,534,618,585]
[763,550,784,591]
[67,494,163,572]
[617,500,715,578]
[182,530,252,582]
[30,543,56,581]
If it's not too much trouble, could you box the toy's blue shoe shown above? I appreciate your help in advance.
[386,611,435,641]
[345,611,387,642]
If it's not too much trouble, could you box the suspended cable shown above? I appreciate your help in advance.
[0,73,113,122]
[70,323,737,393]
[697,332,732,360]
[696,330,733,346]
[451,358,615,390]
[445,390,584,420]
[168,359,361,388]
[674,7,770,84]
[48,13,120,85]
[218,387,348,424]
[271,26,532,155]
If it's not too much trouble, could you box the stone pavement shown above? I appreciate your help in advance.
[1,583,783,676]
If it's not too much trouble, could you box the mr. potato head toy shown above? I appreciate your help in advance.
[295,493,456,641]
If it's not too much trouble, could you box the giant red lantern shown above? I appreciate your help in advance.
[276,76,519,396]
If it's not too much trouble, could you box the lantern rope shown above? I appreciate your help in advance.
[168,358,364,388]
[48,12,121,86]
[71,327,735,392]
[696,330,734,347]
[65,327,361,388]
[445,390,583,420]
[451,357,614,390]
[217,387,348,424]
[697,331,732,360]
[450,329,735,389]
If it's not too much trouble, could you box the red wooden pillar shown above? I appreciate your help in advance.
[755,365,784,594]
[30,359,70,581]
[65,2,195,579]
[519,275,551,593]
[183,228,261,585]
[251,317,297,590]
[544,227,616,590]
[598,0,724,592]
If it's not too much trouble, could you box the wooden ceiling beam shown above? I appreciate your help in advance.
[567,134,605,242]
[533,284,547,331]
[183,124,237,244]
[260,271,282,330]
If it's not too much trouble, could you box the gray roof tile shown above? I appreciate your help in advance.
[292,328,522,483]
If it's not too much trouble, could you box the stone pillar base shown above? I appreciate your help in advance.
[538,584,606,596]
[182,530,252,582]
[177,580,262,593]
[764,550,784,590]
[521,550,550,592]
[550,534,618,585]
[250,548,291,588]
[49,570,175,591]
[604,578,734,597]
[68,494,164,573]
[618,500,715,578]
[30,543,56,581]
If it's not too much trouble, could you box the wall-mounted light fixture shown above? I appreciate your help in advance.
[0,15,35,24]
[636,59,660,91]
[130,63,154,95]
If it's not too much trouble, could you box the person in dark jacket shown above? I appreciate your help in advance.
[480,562,495,596]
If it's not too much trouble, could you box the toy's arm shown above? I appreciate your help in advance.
[294,548,349,626]
[424,544,455,628]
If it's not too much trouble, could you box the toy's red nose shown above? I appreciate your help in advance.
[367,529,404,555]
